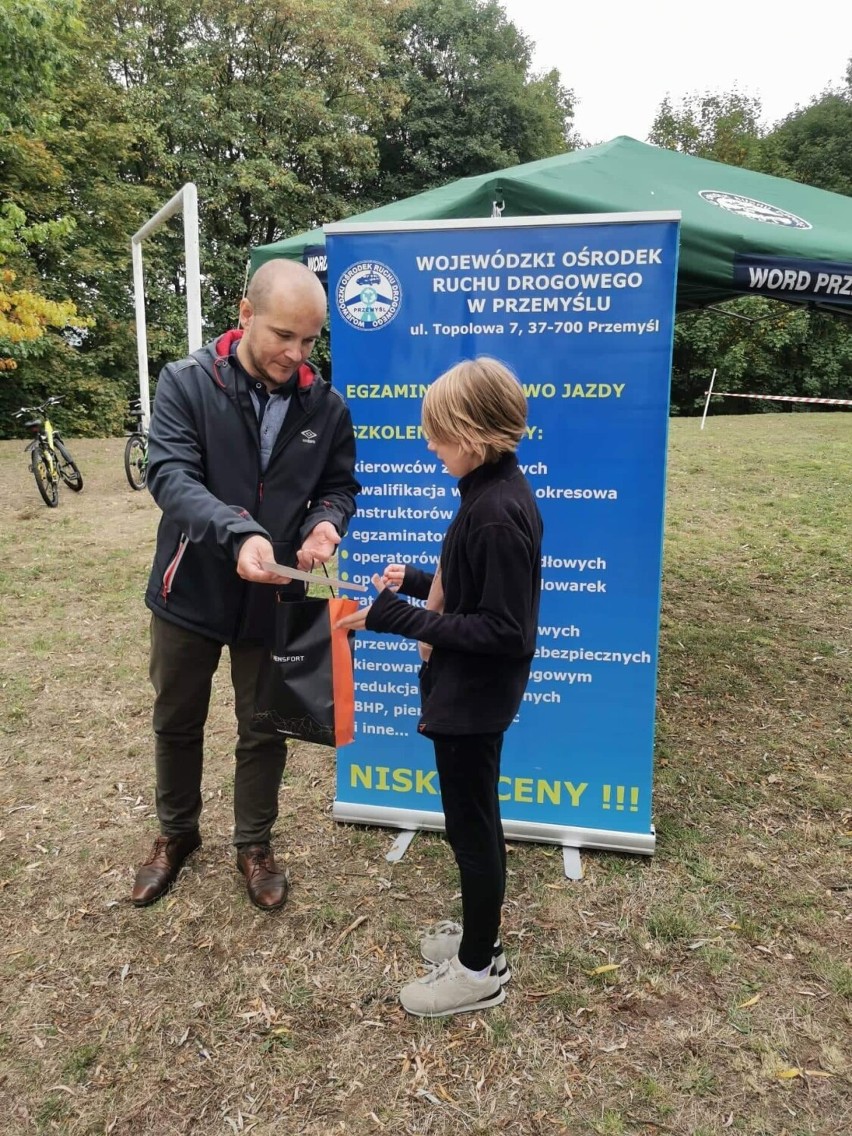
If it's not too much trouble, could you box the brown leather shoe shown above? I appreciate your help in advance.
[131,831,201,907]
[237,843,288,911]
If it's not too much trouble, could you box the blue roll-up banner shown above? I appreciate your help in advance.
[326,213,680,855]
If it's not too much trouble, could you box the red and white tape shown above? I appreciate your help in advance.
[706,392,852,406]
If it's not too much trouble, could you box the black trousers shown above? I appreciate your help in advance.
[433,732,506,972]
[149,615,287,847]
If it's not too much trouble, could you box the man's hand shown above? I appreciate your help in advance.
[237,535,297,584]
[334,573,386,630]
[297,521,340,571]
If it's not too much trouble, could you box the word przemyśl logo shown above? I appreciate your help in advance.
[698,190,812,230]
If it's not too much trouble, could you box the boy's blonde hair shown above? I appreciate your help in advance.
[421,357,527,463]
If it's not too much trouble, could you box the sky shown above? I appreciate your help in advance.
[498,0,852,145]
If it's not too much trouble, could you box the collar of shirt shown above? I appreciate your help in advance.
[229,340,297,415]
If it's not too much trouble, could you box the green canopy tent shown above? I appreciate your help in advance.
[250,136,852,314]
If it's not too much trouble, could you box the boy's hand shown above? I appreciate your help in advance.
[335,573,386,630]
[382,563,405,591]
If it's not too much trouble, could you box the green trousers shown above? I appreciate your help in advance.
[149,615,287,847]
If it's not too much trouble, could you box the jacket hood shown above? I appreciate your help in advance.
[207,329,319,391]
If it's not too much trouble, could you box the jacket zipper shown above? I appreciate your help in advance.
[254,398,326,516]
[223,370,328,637]
[161,534,189,601]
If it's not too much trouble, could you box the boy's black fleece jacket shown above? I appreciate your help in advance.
[365,453,543,736]
[144,331,359,644]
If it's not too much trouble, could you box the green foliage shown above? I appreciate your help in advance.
[0,187,89,382]
[763,91,852,196]
[0,206,82,353]
[0,336,127,439]
[652,74,852,414]
[85,0,406,342]
[2,0,409,433]
[0,3,90,382]
[672,299,852,415]
[0,0,81,131]
[374,0,575,203]
[0,6,849,431]
[649,88,765,166]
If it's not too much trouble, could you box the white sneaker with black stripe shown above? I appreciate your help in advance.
[420,920,511,985]
[400,955,506,1018]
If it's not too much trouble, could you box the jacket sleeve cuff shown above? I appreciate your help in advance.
[230,524,270,561]
[299,511,342,545]
[364,586,401,631]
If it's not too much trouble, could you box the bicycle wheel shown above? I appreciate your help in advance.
[124,433,148,490]
[54,437,84,491]
[31,446,59,507]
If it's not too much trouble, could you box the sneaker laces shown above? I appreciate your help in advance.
[420,959,453,985]
[424,919,462,940]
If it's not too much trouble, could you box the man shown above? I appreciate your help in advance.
[131,259,358,912]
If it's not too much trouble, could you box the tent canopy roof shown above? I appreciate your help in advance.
[251,136,852,312]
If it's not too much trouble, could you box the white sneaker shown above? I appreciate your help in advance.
[420,920,511,985]
[400,955,506,1018]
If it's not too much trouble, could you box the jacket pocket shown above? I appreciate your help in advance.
[161,534,189,601]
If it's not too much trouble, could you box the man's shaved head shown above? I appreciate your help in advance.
[246,259,326,316]
[237,259,327,390]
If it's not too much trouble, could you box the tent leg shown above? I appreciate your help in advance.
[700,368,717,430]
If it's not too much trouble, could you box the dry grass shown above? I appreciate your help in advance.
[0,415,849,1136]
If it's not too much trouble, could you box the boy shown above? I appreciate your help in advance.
[337,357,543,1017]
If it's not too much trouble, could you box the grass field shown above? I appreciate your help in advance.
[0,415,849,1136]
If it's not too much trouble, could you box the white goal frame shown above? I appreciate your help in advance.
[131,183,202,429]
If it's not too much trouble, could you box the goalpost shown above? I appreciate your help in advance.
[131,183,202,429]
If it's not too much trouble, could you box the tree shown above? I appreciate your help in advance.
[373,0,575,203]
[1,0,412,435]
[762,60,852,195]
[80,0,407,352]
[0,206,83,366]
[649,89,765,166]
[648,81,852,414]
[671,299,852,415]
[0,0,80,130]
[0,0,95,409]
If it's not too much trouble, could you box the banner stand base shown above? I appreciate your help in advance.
[333,802,656,856]
[562,846,583,881]
[386,829,418,863]
[381,826,585,877]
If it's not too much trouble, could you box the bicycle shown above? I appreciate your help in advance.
[124,398,149,490]
[13,395,84,507]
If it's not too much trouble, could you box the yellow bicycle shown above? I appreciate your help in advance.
[13,395,84,507]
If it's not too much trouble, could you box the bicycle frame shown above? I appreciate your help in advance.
[124,397,150,490]
[24,413,58,470]
[14,395,83,505]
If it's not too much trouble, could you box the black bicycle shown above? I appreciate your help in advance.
[13,396,84,507]
[124,398,149,490]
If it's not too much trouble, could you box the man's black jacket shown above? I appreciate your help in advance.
[144,330,359,644]
[365,453,542,735]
